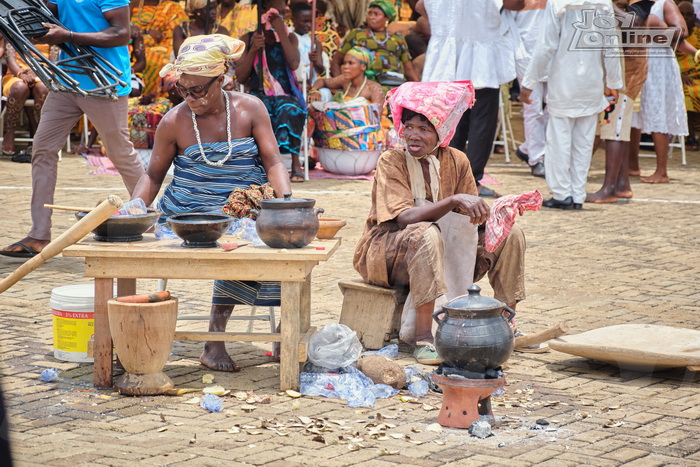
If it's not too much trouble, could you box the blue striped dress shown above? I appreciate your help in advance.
[158,137,280,307]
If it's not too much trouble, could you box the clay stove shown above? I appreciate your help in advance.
[431,285,515,429]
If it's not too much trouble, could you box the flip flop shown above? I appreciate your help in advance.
[290,171,305,183]
[0,241,39,258]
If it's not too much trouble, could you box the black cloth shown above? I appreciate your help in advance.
[448,86,500,185]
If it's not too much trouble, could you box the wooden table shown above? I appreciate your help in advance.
[63,235,340,391]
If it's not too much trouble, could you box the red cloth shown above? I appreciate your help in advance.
[485,189,542,252]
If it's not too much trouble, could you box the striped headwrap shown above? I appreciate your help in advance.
[346,47,375,79]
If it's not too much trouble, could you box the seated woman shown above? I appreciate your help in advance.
[173,0,230,56]
[131,34,291,372]
[236,0,307,182]
[331,0,418,83]
[130,0,188,98]
[353,81,491,364]
[1,43,53,159]
[308,47,384,109]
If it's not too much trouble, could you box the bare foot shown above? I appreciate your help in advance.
[628,170,641,176]
[270,342,280,362]
[614,189,633,198]
[640,174,670,184]
[2,236,50,254]
[200,342,241,372]
[586,190,619,203]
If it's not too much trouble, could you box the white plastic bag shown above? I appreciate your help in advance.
[307,323,362,369]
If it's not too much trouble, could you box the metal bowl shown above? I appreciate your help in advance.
[166,213,234,248]
[76,209,160,242]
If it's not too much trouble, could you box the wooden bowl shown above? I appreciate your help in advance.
[316,218,347,239]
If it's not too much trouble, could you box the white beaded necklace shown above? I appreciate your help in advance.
[191,91,233,167]
[369,28,389,47]
[343,76,367,100]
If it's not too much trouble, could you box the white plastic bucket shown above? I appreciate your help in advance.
[51,284,96,363]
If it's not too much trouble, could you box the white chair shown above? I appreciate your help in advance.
[638,134,687,166]
[492,89,517,163]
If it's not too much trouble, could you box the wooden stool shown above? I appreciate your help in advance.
[338,280,406,349]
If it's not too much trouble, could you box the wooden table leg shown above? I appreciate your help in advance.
[116,278,136,296]
[300,272,311,333]
[280,280,302,391]
[94,277,114,388]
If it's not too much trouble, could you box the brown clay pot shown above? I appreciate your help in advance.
[255,193,324,248]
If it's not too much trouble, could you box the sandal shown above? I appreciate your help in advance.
[413,342,443,365]
[290,171,305,183]
[11,150,32,163]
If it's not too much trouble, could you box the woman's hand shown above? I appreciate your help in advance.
[451,194,490,225]
[147,29,163,43]
[249,32,265,53]
[19,69,37,86]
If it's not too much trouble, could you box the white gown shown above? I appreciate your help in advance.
[635,0,688,135]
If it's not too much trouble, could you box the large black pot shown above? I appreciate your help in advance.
[432,285,516,372]
[255,193,324,248]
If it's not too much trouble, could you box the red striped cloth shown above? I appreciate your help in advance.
[485,189,543,252]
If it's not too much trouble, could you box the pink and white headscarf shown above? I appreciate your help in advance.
[386,81,475,147]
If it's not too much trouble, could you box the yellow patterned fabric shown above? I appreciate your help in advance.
[160,34,245,77]
[131,1,189,95]
[677,26,700,113]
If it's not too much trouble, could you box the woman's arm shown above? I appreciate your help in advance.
[236,33,262,85]
[131,27,146,74]
[172,25,185,57]
[331,50,345,76]
[403,59,419,81]
[367,80,385,105]
[269,15,300,70]
[249,97,292,197]
[396,194,490,226]
[130,112,180,205]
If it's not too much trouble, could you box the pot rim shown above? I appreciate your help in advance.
[259,193,316,209]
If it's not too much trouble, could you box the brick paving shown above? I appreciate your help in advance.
[0,112,699,466]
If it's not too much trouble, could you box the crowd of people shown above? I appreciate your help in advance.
[0,0,697,368]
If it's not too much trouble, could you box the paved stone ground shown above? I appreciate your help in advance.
[0,111,699,466]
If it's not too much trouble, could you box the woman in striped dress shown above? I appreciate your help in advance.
[131,35,291,372]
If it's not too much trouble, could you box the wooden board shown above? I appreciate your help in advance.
[549,324,700,371]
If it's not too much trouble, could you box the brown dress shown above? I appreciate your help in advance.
[353,147,478,306]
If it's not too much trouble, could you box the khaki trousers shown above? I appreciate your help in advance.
[29,93,144,240]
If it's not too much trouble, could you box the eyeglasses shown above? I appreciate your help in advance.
[174,76,219,100]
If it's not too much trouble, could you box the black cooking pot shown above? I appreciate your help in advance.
[432,285,516,372]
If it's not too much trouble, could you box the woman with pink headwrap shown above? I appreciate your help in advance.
[353,81,492,364]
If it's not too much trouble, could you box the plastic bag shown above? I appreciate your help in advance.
[299,366,398,408]
[361,344,399,358]
[200,393,223,412]
[307,323,362,369]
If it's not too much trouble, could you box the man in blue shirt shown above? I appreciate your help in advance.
[1,0,145,258]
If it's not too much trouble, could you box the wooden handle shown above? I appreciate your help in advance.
[44,204,96,212]
[0,195,123,294]
[515,322,570,348]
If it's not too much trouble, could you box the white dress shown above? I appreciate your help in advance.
[636,0,688,135]
[421,0,516,88]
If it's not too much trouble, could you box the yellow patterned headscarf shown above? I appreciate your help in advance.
[160,34,245,78]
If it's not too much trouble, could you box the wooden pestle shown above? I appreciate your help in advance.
[515,322,570,348]
[0,195,123,294]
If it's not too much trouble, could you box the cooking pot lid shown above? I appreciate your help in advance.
[444,285,505,311]
[260,193,316,209]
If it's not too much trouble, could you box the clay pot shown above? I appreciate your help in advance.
[316,218,347,239]
[76,209,160,242]
[432,285,516,372]
[166,213,234,248]
[255,193,324,248]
